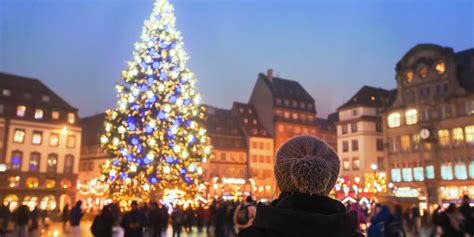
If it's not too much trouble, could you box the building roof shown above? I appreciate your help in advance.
[258,72,315,103]
[338,86,393,110]
[455,48,474,91]
[0,72,77,111]
[231,102,272,138]
[205,105,247,150]
[315,117,336,132]
[80,113,106,146]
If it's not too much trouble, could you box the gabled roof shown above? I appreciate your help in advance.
[315,117,336,132]
[455,48,474,91]
[258,73,315,103]
[0,72,77,111]
[80,113,106,146]
[204,105,247,150]
[232,102,271,138]
[338,86,393,110]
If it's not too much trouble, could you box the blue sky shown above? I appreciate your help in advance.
[0,0,473,118]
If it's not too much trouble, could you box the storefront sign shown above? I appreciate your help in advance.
[394,187,419,198]
[222,178,246,185]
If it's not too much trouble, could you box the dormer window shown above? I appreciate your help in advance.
[2,89,10,96]
[275,98,282,105]
[388,112,401,128]
[41,95,51,102]
[24,92,32,99]
[435,62,445,75]
[248,109,252,114]
[34,109,44,120]
[17,105,26,117]
[405,70,414,83]
[419,66,428,79]
[52,111,60,120]
[292,100,298,108]
[307,104,313,110]
[299,102,305,109]
[252,119,257,125]
[239,108,244,113]
[67,113,75,124]
[284,99,290,106]
[244,118,248,124]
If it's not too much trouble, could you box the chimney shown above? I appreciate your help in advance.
[267,68,273,82]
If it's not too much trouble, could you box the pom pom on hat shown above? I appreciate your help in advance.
[275,135,340,196]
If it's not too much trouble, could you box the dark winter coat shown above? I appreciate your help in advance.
[238,193,363,237]
[69,205,83,226]
[121,209,146,237]
[460,203,474,235]
[91,212,114,237]
[16,205,30,226]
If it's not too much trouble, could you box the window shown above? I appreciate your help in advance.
[388,113,401,128]
[0,104,4,115]
[299,102,305,109]
[391,168,401,182]
[29,153,40,171]
[426,165,435,179]
[400,135,411,151]
[67,135,76,148]
[13,129,26,143]
[252,155,257,163]
[259,155,264,163]
[51,111,60,120]
[26,177,39,188]
[284,112,290,119]
[49,133,59,147]
[352,109,358,116]
[292,100,298,108]
[47,154,58,173]
[41,95,50,102]
[275,98,282,105]
[441,162,453,180]
[376,123,383,132]
[307,104,313,110]
[11,151,23,170]
[466,126,474,144]
[467,101,474,115]
[284,99,290,106]
[402,167,413,182]
[34,109,43,120]
[351,140,358,151]
[413,167,424,181]
[405,109,417,125]
[454,161,467,180]
[342,159,350,171]
[452,128,464,144]
[405,70,414,83]
[342,125,348,134]
[412,133,421,151]
[419,66,428,78]
[67,113,75,124]
[438,130,450,146]
[377,157,384,170]
[31,131,42,145]
[2,89,10,96]
[8,176,20,188]
[342,141,349,152]
[258,142,264,149]
[352,158,360,170]
[16,105,26,117]
[435,62,445,75]
[291,113,298,120]
[469,161,474,179]
[351,123,358,133]
[45,179,56,189]
[376,139,384,151]
[389,137,399,152]
[61,179,72,189]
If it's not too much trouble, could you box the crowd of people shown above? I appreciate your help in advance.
[1,136,473,237]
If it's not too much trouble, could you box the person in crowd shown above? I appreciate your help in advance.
[225,201,237,236]
[141,203,151,235]
[367,204,404,237]
[184,205,195,232]
[40,208,48,224]
[214,201,227,237]
[149,202,163,237]
[208,200,217,233]
[121,201,146,237]
[460,195,474,236]
[233,197,256,234]
[0,203,10,234]
[239,135,363,237]
[70,201,84,237]
[411,205,421,235]
[62,204,70,228]
[394,204,403,222]
[109,203,124,237]
[91,204,114,237]
[437,203,466,237]
[29,206,39,232]
[160,204,169,233]
[171,205,185,237]
[349,203,367,235]
[196,204,205,232]
[16,205,29,237]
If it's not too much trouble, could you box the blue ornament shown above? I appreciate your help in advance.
[158,111,166,120]
[133,104,140,111]
[121,173,128,180]
[147,76,155,84]
[186,120,193,127]
[136,145,144,153]
[150,177,158,184]
[152,61,160,69]
[166,156,174,163]
[160,71,168,80]
[168,141,174,148]
[183,99,191,105]
[169,95,177,103]
[128,123,136,131]
[148,96,156,103]
[175,86,182,93]
[140,85,149,92]
[179,168,187,175]
[145,126,154,133]
[127,154,133,162]
[160,42,169,49]
[184,177,192,183]
[140,62,148,69]
[172,119,180,127]
[155,15,162,21]
[180,77,187,84]
[171,42,177,49]
[145,102,153,109]
[131,137,140,145]
[112,160,120,166]
[143,157,151,165]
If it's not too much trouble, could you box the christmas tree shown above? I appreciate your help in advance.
[100,0,211,205]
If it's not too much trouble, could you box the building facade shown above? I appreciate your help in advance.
[249,69,337,151]
[383,44,474,209]
[336,86,393,197]
[0,73,81,211]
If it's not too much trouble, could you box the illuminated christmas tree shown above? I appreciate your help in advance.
[100,0,211,205]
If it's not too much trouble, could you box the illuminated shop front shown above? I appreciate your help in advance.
[440,186,474,202]
[76,178,110,210]
[207,177,254,200]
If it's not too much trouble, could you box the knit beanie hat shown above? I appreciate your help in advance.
[275,135,340,196]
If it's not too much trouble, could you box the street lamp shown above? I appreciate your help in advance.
[371,163,378,171]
